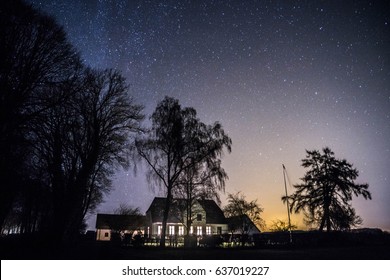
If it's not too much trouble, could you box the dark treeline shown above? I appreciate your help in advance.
[0,0,143,243]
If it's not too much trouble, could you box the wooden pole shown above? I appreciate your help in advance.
[283,164,293,243]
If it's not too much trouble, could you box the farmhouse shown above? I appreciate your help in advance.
[96,197,262,243]
[145,197,229,237]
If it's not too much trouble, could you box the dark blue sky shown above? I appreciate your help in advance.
[30,0,390,230]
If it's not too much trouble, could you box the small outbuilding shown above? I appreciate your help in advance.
[95,214,146,241]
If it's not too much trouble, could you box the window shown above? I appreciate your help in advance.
[206,226,211,235]
[169,225,175,236]
[217,226,222,235]
[178,226,184,236]
[189,226,193,235]
[197,214,202,221]
[104,232,109,237]
[197,226,202,236]
[157,225,162,236]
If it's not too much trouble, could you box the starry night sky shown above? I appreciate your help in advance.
[28,0,390,231]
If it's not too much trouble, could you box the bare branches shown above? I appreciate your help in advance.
[224,192,265,234]
[136,96,231,246]
[0,1,144,238]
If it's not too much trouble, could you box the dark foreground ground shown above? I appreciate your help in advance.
[69,243,390,260]
[2,230,390,260]
[1,240,389,260]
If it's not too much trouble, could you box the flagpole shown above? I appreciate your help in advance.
[283,164,293,243]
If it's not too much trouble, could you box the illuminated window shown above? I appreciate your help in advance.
[206,226,211,235]
[157,225,162,235]
[189,226,193,235]
[178,226,184,236]
[197,226,202,236]
[169,225,175,236]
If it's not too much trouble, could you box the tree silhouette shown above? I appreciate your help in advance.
[114,204,142,216]
[173,144,229,237]
[112,204,144,240]
[0,0,81,231]
[269,219,297,232]
[224,192,264,245]
[0,0,144,239]
[136,96,231,247]
[282,147,371,232]
[30,69,143,241]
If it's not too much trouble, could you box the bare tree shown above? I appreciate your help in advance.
[0,1,144,242]
[174,159,228,236]
[0,0,81,231]
[136,96,231,247]
[269,219,297,232]
[30,69,143,241]
[114,204,142,216]
[224,192,265,245]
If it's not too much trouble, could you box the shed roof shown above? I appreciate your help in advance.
[96,214,146,230]
[226,214,261,234]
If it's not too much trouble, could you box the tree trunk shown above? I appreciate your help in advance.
[160,187,172,247]
[319,216,325,232]
[185,184,192,237]
[323,189,331,232]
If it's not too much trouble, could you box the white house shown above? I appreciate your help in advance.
[145,197,229,238]
[95,198,261,244]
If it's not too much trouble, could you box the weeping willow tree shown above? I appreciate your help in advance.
[173,156,229,237]
[136,96,231,247]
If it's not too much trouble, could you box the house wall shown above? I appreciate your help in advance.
[230,226,261,235]
[149,223,228,237]
[151,223,161,236]
[150,223,184,236]
[97,228,145,241]
[96,229,111,241]
[191,202,207,227]
[146,199,229,238]
[208,223,229,235]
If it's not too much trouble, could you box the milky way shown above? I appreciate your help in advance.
[29,0,390,230]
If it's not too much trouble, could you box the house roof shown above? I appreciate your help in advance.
[146,197,226,224]
[197,199,226,224]
[146,197,183,224]
[226,214,261,234]
[96,214,146,230]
